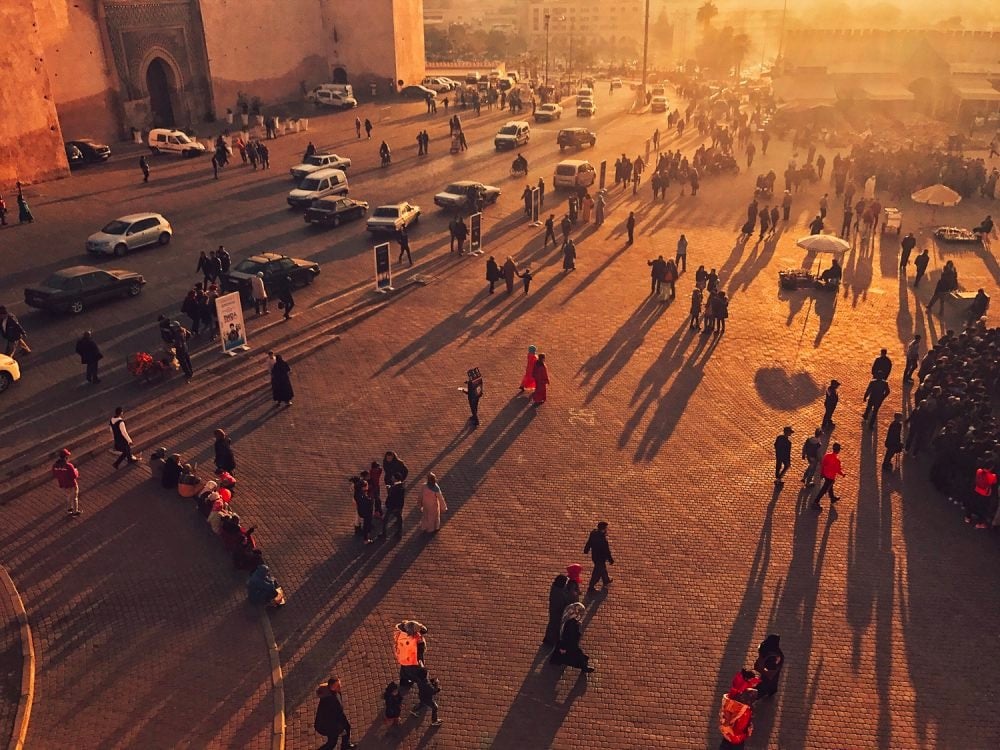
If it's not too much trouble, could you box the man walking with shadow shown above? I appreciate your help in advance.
[584,521,615,594]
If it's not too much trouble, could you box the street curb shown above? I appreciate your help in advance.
[0,280,417,505]
[0,566,33,750]
[261,613,285,750]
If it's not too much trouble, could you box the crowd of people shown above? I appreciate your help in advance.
[849,142,999,200]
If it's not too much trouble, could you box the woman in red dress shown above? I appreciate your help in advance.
[531,353,549,406]
[519,345,538,392]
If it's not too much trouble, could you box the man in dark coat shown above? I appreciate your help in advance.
[382,451,409,488]
[882,413,904,471]
[822,379,840,431]
[774,426,793,484]
[913,248,930,286]
[380,474,406,539]
[862,378,890,428]
[899,233,916,269]
[583,521,615,594]
[647,255,667,295]
[544,570,579,645]
[278,276,295,320]
[214,429,236,473]
[871,348,892,381]
[172,325,194,380]
[314,678,355,750]
[75,330,103,384]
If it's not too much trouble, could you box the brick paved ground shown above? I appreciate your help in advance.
[3,87,1000,749]
[0,568,21,750]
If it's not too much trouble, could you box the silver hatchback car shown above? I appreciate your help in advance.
[86,213,172,256]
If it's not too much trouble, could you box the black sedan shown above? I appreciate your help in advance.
[400,85,437,100]
[66,139,112,164]
[221,253,320,303]
[65,144,85,169]
[24,266,145,314]
[304,197,369,228]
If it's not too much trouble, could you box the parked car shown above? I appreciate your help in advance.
[65,143,85,169]
[24,266,146,314]
[221,253,320,302]
[65,138,111,163]
[366,202,421,233]
[576,98,597,117]
[421,77,453,93]
[287,167,349,208]
[0,354,21,394]
[439,76,462,89]
[611,78,623,89]
[304,197,369,227]
[558,128,597,150]
[576,87,594,101]
[465,72,482,84]
[494,121,530,150]
[86,213,172,256]
[650,95,668,112]
[400,85,437,99]
[533,103,563,122]
[290,153,352,181]
[434,181,501,210]
[148,128,206,157]
[553,159,597,189]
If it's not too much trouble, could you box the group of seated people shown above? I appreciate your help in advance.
[905,323,1000,530]
[150,448,285,608]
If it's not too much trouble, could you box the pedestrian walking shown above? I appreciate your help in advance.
[139,155,150,183]
[419,473,447,533]
[519,345,538,393]
[801,428,822,486]
[379,474,405,539]
[871,348,892,380]
[15,183,33,223]
[250,272,269,315]
[689,287,703,329]
[544,567,581,645]
[355,117,362,139]
[486,255,500,293]
[521,184,532,217]
[314,678,356,750]
[410,676,443,726]
[675,234,688,272]
[364,118,373,139]
[52,448,81,516]
[453,217,468,254]
[549,602,595,672]
[398,226,412,266]
[270,353,294,406]
[781,190,792,222]
[899,232,916,268]
[583,521,615,593]
[562,240,577,272]
[663,259,679,300]
[862,377,890,428]
[819,193,829,220]
[543,214,556,247]
[595,190,606,226]
[822,379,840,430]
[110,407,140,468]
[0,306,30,356]
[172,324,194,381]
[560,214,572,245]
[462,370,482,426]
[648,255,667,295]
[903,335,921,382]
[278,277,295,319]
[913,248,930,286]
[753,634,784,698]
[813,443,845,509]
[213,428,236,473]
[626,211,635,245]
[211,154,219,179]
[882,413,904,471]
[774,426,793,484]
[537,177,546,208]
[502,256,517,294]
[531,353,549,407]
[75,330,103,384]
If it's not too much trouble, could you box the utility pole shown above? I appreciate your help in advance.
[776,0,788,69]
[640,0,650,93]
[544,12,551,88]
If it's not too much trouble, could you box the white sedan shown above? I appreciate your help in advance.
[533,103,563,122]
[367,202,421,233]
[290,153,352,181]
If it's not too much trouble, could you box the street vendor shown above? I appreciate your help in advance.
[819,258,842,287]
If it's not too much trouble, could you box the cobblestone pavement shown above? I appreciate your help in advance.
[0,567,21,750]
[3,86,1000,749]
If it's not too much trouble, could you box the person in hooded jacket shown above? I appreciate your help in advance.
[753,635,784,698]
[394,620,428,688]
[247,563,285,607]
[544,566,581,645]
[314,677,355,749]
[214,429,236,474]
[549,602,594,672]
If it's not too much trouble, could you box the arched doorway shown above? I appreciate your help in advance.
[146,58,176,127]
[332,66,349,84]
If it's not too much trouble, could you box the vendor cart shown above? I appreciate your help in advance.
[934,226,981,243]
[881,207,902,235]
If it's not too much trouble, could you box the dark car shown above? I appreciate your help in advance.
[400,85,437,99]
[65,143,85,169]
[24,266,145,314]
[304,197,369,228]
[66,138,111,164]
[221,253,320,303]
[558,128,597,150]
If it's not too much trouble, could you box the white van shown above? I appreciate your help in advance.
[577,87,594,101]
[148,128,206,157]
[553,159,596,189]
[308,85,357,108]
[494,121,530,150]
[287,167,349,208]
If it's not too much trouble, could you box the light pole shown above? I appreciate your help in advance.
[640,0,650,92]
[544,12,551,88]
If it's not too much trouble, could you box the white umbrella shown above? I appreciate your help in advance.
[911,184,961,207]
[796,234,850,254]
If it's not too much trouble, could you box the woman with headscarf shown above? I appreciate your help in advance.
[549,602,594,672]
[753,634,784,698]
[544,565,582,645]
[214,429,236,474]
[531,353,549,407]
[719,669,759,749]
[519,345,538,393]
[419,473,448,533]
[197,480,220,517]
[502,256,518,294]
[270,353,294,406]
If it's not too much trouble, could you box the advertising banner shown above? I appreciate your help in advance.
[215,292,249,355]
[470,212,483,255]
[599,160,607,189]
[374,242,392,292]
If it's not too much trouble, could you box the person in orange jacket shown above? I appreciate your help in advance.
[719,669,759,748]
[813,442,845,509]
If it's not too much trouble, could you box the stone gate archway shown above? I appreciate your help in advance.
[146,57,177,127]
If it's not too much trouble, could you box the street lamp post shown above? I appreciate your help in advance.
[544,13,551,88]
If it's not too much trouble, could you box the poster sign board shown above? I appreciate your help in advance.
[215,292,249,356]
[599,160,607,190]
[470,212,483,255]
[374,242,392,292]
[530,187,541,226]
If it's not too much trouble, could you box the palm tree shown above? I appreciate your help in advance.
[731,31,751,79]
[696,1,718,29]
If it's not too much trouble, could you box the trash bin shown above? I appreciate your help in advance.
[299,118,309,132]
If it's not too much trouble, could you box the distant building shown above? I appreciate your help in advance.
[3,0,426,185]
[523,0,648,60]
